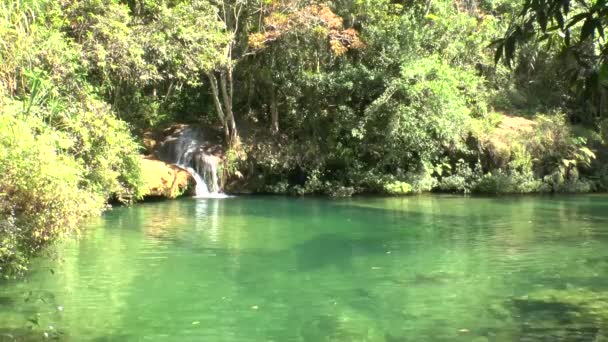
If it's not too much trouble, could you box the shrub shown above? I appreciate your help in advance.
[438,159,483,194]
[0,110,102,278]
[383,181,413,195]
[474,170,544,194]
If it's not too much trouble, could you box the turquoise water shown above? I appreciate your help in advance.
[1,195,608,341]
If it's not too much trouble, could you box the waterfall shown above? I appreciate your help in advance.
[155,126,228,198]
[184,166,209,195]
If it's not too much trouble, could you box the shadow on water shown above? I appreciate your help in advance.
[0,328,66,342]
[0,297,14,306]
[290,233,389,271]
[7,195,605,342]
[495,288,608,342]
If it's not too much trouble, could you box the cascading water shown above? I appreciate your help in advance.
[185,166,209,195]
[155,127,228,198]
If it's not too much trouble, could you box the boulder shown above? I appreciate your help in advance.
[140,156,192,198]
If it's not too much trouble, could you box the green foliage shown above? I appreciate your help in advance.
[383,181,412,195]
[0,107,103,278]
[527,114,597,176]
[0,0,146,277]
[368,57,486,167]
[495,0,607,123]
[438,159,483,194]
[474,170,545,194]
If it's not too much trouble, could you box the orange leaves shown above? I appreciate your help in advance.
[305,4,343,30]
[248,3,363,56]
[329,28,365,56]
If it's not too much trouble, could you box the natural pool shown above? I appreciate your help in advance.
[1,195,608,341]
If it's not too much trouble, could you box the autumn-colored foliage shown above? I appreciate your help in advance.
[248,3,363,56]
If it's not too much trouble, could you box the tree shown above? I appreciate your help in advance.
[205,0,258,146]
[494,0,607,120]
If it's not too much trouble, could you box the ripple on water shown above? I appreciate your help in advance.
[0,195,607,341]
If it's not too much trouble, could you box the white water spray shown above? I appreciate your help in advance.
[156,127,228,198]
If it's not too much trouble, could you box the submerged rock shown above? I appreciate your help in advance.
[508,288,608,341]
[140,156,192,198]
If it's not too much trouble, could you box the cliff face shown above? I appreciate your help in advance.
[140,156,192,198]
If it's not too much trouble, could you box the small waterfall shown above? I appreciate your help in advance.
[184,166,209,195]
[155,126,228,198]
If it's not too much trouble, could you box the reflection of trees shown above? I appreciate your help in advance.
[1,196,607,340]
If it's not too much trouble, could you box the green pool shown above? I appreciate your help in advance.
[1,195,608,341]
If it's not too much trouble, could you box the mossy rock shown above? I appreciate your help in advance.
[140,156,192,198]
[508,288,608,341]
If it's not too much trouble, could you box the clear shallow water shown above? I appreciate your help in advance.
[1,195,608,341]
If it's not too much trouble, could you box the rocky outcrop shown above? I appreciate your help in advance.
[140,156,192,198]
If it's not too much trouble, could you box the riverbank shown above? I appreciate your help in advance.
[141,112,607,199]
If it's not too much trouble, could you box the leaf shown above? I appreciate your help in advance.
[555,11,565,29]
[599,63,608,87]
[566,13,589,29]
[580,18,596,41]
[562,0,570,15]
[537,10,548,31]
[521,0,533,16]
[579,147,596,159]
[505,35,517,67]
[562,159,576,167]
[494,43,504,65]
[596,21,605,39]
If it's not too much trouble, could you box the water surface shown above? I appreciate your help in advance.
[1,195,608,341]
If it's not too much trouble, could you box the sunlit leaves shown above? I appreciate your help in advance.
[496,0,607,66]
[247,3,363,56]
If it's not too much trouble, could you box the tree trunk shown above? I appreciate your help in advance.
[220,69,238,145]
[270,86,279,134]
[207,72,229,141]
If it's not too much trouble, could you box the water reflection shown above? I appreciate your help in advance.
[0,195,607,341]
[194,199,221,242]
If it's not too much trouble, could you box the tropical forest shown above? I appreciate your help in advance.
[1,0,608,340]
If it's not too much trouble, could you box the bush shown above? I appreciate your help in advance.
[0,110,102,278]
[383,181,412,195]
[0,96,144,277]
[438,159,483,194]
[474,170,544,194]
[365,57,488,173]
[57,98,145,202]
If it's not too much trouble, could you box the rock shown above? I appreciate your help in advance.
[140,156,192,198]
[142,131,158,155]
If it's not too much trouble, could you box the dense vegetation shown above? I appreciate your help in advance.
[0,0,606,277]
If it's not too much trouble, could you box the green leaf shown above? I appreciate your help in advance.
[505,35,517,67]
[579,147,596,159]
[494,43,504,65]
[537,10,548,31]
[562,0,570,15]
[566,13,589,29]
[555,11,565,29]
[580,18,596,41]
[599,63,608,87]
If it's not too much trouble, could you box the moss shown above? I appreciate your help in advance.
[508,288,608,341]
